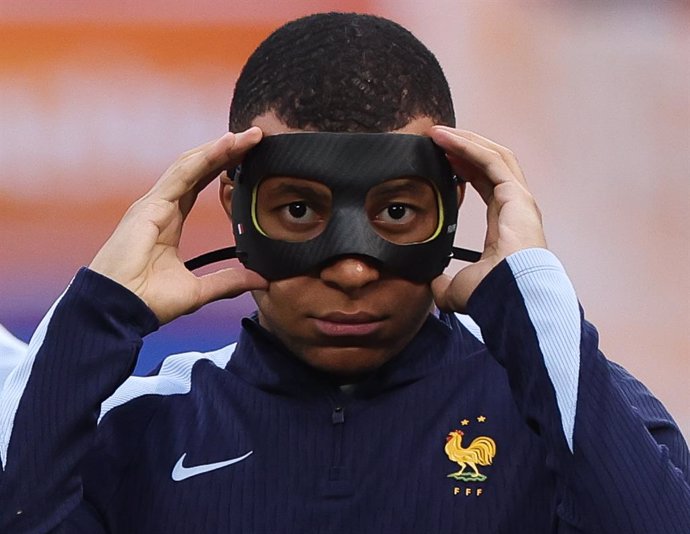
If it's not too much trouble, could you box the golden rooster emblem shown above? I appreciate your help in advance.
[444,429,497,482]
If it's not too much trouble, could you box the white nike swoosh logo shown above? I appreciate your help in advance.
[171,450,253,481]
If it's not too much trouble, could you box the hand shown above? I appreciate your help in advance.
[89,128,268,324]
[429,126,547,312]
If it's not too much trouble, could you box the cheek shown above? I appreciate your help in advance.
[251,281,313,328]
[395,287,435,324]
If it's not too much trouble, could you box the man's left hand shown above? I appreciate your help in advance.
[429,126,547,313]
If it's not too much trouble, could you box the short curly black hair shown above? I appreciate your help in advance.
[229,12,455,133]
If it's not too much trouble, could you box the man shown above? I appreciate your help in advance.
[0,12,688,534]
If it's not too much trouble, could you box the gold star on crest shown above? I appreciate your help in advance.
[477,415,487,423]
[460,419,470,426]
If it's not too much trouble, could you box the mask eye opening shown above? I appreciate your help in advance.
[365,176,444,246]
[253,175,333,242]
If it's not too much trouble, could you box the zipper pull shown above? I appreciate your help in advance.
[332,406,345,424]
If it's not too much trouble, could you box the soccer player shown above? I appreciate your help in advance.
[1,12,688,533]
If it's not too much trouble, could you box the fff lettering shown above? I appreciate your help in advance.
[453,486,484,496]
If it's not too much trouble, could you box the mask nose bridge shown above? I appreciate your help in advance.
[306,165,393,269]
[322,191,380,255]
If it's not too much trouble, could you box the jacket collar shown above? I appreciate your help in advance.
[225,312,466,399]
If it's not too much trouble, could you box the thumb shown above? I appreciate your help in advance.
[430,274,454,311]
[431,261,495,313]
[195,267,269,307]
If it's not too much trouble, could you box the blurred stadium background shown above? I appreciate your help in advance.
[1,1,688,437]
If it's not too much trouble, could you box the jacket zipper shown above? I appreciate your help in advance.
[329,397,346,479]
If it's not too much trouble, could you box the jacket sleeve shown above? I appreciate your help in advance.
[0,323,29,386]
[467,248,690,533]
[0,268,158,534]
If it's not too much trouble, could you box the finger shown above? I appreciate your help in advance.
[190,126,264,197]
[195,267,269,307]
[165,127,263,220]
[433,126,528,187]
[153,127,263,203]
[431,128,516,205]
[444,152,495,204]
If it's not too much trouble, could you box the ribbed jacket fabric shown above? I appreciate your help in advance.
[0,249,688,533]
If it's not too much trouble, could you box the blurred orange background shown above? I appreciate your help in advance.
[1,1,688,437]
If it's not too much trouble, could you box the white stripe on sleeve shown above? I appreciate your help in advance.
[507,248,581,452]
[98,344,237,423]
[0,291,66,469]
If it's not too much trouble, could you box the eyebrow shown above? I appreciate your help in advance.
[263,181,332,204]
[368,178,431,198]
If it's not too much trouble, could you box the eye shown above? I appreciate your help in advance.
[376,203,414,224]
[284,201,319,223]
[287,202,308,219]
[255,176,332,242]
[365,177,440,244]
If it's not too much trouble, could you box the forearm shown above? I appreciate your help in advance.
[0,268,158,533]
[468,248,690,533]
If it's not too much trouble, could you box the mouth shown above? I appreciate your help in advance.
[311,311,386,337]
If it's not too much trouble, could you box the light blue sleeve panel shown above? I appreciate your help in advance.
[467,248,690,533]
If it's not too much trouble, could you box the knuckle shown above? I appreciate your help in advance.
[176,147,200,164]
[131,195,172,219]
[483,151,505,173]
[198,149,223,174]
[502,148,517,163]
[494,181,532,202]
[126,195,150,214]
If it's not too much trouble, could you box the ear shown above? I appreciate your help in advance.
[219,171,234,219]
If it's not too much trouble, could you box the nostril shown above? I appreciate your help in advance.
[319,255,381,290]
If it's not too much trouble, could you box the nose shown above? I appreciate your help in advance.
[319,256,381,292]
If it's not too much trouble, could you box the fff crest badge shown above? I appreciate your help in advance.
[444,415,497,483]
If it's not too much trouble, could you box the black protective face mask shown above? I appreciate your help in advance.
[184,133,479,281]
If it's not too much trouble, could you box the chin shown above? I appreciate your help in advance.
[300,346,394,382]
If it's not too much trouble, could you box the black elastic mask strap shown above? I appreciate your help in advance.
[184,247,237,271]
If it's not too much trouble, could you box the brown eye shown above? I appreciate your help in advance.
[385,204,407,221]
[375,204,414,224]
[280,201,320,224]
[255,176,333,242]
[365,177,440,244]
[288,202,308,219]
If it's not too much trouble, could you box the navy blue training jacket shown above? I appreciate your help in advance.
[1,249,689,533]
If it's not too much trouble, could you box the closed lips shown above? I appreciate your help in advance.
[311,312,386,336]
[317,311,385,323]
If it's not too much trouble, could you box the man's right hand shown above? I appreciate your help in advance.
[89,128,268,324]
